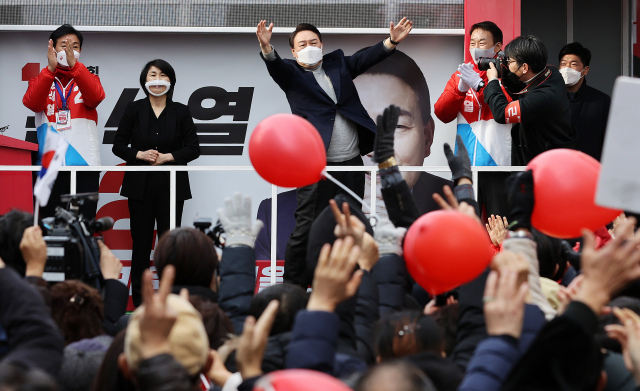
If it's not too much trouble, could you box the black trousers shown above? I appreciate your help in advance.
[128,173,184,307]
[39,171,100,220]
[284,155,365,287]
[477,172,511,221]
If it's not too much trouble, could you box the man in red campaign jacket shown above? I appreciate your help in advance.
[23,24,105,219]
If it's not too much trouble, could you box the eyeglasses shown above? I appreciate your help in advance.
[506,59,519,66]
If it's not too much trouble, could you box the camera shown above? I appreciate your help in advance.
[477,54,508,78]
[41,192,114,288]
[193,217,226,249]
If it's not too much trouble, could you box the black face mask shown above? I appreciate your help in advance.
[503,64,526,93]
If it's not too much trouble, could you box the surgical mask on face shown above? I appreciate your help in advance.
[145,80,171,97]
[470,45,497,64]
[559,67,584,86]
[295,45,323,66]
[56,50,80,67]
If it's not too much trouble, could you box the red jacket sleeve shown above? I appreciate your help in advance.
[69,62,105,109]
[434,71,467,124]
[23,67,55,113]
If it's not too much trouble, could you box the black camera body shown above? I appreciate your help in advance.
[193,217,226,249]
[477,54,508,78]
[42,192,113,288]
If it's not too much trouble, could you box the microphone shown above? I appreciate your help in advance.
[90,217,114,232]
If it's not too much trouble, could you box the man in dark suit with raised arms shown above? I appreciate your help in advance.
[256,18,413,286]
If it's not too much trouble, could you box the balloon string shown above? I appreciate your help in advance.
[322,169,379,225]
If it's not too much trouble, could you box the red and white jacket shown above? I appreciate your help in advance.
[434,62,512,166]
[23,62,105,166]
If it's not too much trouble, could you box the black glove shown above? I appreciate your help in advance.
[507,170,535,231]
[444,134,472,184]
[373,105,400,163]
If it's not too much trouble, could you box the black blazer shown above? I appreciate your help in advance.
[112,98,200,201]
[260,41,394,156]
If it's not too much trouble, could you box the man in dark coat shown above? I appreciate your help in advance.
[484,35,577,165]
[256,19,412,287]
[558,42,611,161]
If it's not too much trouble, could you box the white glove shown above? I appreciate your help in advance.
[216,193,264,248]
[374,218,407,257]
[458,63,483,91]
[457,76,470,93]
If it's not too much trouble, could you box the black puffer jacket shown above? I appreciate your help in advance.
[225,332,292,374]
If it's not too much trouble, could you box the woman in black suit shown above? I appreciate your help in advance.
[112,59,200,306]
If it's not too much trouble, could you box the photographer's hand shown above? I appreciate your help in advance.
[98,240,123,280]
[487,62,499,81]
[20,226,47,278]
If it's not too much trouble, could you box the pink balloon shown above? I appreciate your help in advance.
[254,370,352,391]
[528,149,621,238]
[249,114,326,188]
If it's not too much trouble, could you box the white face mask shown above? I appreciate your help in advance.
[56,50,80,67]
[559,67,584,87]
[145,80,171,97]
[295,45,323,66]
[469,45,497,64]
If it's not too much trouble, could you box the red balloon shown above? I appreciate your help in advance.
[528,149,621,239]
[253,369,352,391]
[403,210,493,296]
[249,114,326,188]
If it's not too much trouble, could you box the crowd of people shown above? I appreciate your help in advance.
[5,14,632,391]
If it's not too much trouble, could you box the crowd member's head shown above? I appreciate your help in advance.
[355,360,437,391]
[249,284,309,336]
[504,35,548,80]
[0,210,33,276]
[50,24,83,53]
[91,331,136,391]
[558,42,591,88]
[188,295,234,349]
[154,228,219,290]
[139,59,176,100]
[354,49,434,189]
[50,280,105,345]
[374,311,444,362]
[289,23,323,67]
[531,229,568,281]
[429,303,459,357]
[0,363,59,391]
[121,294,212,382]
[468,21,503,63]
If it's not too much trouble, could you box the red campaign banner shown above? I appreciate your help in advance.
[254,260,285,294]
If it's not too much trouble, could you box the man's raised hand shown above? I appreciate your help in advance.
[47,39,57,73]
[257,20,274,53]
[64,37,76,68]
[389,17,413,43]
[20,226,47,278]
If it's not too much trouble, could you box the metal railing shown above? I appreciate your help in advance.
[1,164,527,285]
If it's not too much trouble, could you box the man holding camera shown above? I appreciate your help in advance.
[434,21,512,217]
[484,35,576,165]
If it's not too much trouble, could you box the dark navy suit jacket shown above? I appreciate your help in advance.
[260,41,394,154]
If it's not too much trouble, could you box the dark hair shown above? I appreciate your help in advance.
[469,21,503,45]
[289,23,322,48]
[532,229,566,280]
[154,228,218,288]
[429,303,459,357]
[0,210,33,276]
[189,295,234,349]
[355,361,437,391]
[50,24,84,48]
[558,42,592,67]
[91,331,136,391]
[504,35,548,73]
[249,284,309,336]
[139,59,176,100]
[374,311,444,360]
[0,362,59,391]
[50,280,105,345]
[355,48,432,123]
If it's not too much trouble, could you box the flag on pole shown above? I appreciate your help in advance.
[34,125,68,207]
